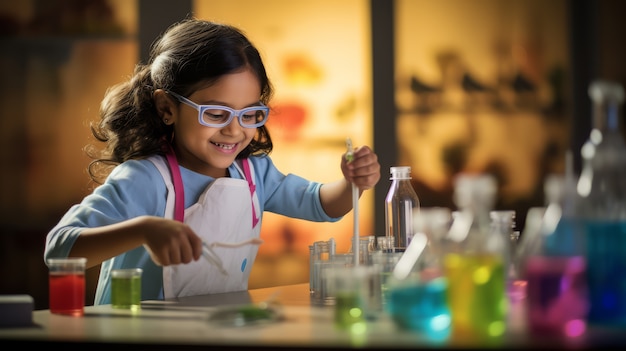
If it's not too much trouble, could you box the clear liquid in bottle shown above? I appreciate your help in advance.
[384,166,420,252]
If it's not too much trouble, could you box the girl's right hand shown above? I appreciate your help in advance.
[140,217,204,266]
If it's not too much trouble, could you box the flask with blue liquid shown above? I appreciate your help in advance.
[575,80,626,326]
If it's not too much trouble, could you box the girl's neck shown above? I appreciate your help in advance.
[169,147,229,178]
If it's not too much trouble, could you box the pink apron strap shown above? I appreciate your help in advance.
[165,148,185,222]
[241,159,260,228]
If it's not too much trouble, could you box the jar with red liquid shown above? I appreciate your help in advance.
[47,257,87,316]
[519,173,589,338]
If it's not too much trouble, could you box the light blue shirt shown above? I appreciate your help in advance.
[44,154,341,305]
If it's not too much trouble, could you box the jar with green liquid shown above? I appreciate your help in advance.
[111,268,143,311]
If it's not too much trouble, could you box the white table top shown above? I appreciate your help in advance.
[1,283,624,349]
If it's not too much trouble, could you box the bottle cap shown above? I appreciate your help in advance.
[544,174,565,205]
[453,173,497,209]
[589,80,624,103]
[390,166,411,179]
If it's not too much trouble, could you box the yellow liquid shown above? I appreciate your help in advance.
[444,253,508,341]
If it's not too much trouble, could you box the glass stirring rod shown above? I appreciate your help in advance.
[202,238,264,275]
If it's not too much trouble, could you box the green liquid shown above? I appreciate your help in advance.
[111,276,141,310]
[334,292,365,329]
[380,271,393,304]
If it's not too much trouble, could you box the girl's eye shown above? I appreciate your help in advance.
[241,113,256,121]
[204,110,230,121]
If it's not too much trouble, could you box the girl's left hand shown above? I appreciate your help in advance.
[341,145,381,190]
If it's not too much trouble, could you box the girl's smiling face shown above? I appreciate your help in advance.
[169,69,263,178]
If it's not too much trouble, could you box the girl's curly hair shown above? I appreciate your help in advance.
[86,18,274,185]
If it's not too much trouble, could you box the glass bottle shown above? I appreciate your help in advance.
[576,80,626,326]
[443,173,508,342]
[489,210,517,300]
[542,151,583,257]
[310,239,335,304]
[349,235,376,265]
[385,207,452,339]
[514,206,546,291]
[415,207,453,278]
[522,174,588,337]
[385,166,421,252]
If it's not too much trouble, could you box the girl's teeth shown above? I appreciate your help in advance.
[215,142,235,150]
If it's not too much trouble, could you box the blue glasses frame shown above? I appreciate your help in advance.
[166,90,269,128]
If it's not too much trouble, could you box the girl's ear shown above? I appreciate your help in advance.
[154,89,176,125]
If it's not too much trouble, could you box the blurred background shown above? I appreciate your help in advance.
[0,0,624,310]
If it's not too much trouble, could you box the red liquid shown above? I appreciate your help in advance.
[49,273,85,316]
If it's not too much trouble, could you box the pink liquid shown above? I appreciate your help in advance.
[525,256,588,337]
[49,273,85,316]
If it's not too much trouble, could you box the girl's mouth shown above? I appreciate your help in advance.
[212,141,237,150]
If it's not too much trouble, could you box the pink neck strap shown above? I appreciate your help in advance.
[165,147,258,227]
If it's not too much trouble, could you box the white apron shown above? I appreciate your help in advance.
[148,150,261,298]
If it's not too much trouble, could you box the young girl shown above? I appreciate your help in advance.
[44,18,381,305]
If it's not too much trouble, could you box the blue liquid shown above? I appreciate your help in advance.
[542,217,585,257]
[387,277,451,340]
[584,220,626,325]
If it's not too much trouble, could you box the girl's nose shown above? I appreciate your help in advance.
[220,117,245,135]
